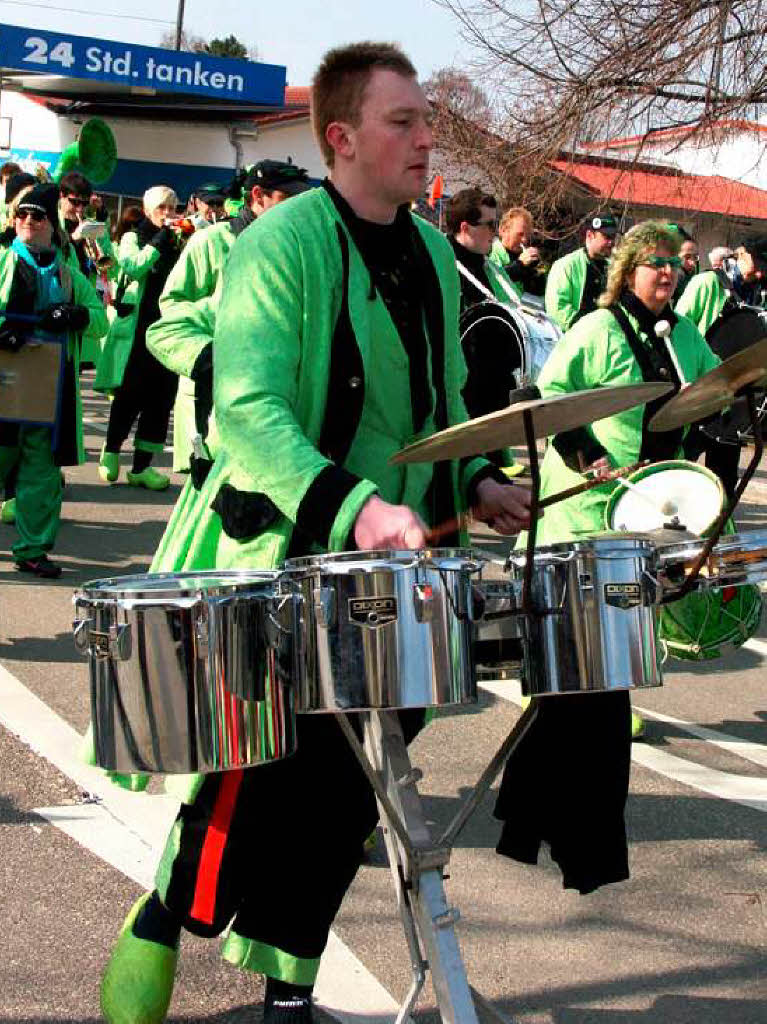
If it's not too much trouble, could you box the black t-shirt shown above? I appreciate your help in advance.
[323,181,431,433]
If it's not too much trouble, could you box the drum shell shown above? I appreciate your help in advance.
[74,571,298,774]
[510,539,662,695]
[286,550,479,712]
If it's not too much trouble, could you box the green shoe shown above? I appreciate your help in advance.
[631,712,646,741]
[107,771,151,793]
[101,893,179,1024]
[99,447,120,484]
[126,468,170,491]
[1,497,15,524]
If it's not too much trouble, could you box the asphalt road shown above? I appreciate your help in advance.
[0,378,764,1023]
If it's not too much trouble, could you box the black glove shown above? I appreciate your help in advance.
[39,303,90,334]
[0,322,28,352]
[150,226,176,255]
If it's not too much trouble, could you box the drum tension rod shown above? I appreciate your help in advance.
[522,409,541,615]
[675,387,764,600]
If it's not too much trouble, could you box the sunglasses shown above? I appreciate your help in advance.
[474,218,498,230]
[16,209,47,223]
[641,255,683,270]
[65,196,89,206]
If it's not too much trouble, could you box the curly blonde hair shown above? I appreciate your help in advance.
[598,220,681,308]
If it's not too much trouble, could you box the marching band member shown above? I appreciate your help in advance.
[676,236,767,496]
[0,183,107,577]
[447,187,522,464]
[498,220,718,787]
[188,182,227,228]
[545,213,618,331]
[95,186,181,490]
[669,224,699,305]
[147,160,311,476]
[490,206,543,297]
[100,41,531,1024]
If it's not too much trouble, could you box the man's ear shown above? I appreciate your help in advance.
[326,121,355,161]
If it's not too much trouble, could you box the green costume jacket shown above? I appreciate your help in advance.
[94,230,164,393]
[675,270,727,336]
[152,184,492,575]
[533,306,720,544]
[0,245,108,464]
[147,220,235,471]
[545,247,604,332]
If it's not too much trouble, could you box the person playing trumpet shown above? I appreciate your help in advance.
[95,186,181,490]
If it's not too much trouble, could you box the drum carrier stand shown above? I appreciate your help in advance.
[333,391,763,1024]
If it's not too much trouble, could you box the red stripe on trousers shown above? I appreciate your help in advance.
[190,769,244,925]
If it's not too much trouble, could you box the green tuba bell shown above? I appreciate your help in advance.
[53,117,117,185]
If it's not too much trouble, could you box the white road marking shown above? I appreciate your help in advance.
[631,705,767,770]
[478,679,767,813]
[744,636,767,657]
[0,662,401,1022]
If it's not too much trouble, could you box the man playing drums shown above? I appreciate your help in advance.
[100,41,531,1024]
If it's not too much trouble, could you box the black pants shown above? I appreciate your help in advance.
[683,426,739,501]
[105,328,178,453]
[160,710,424,960]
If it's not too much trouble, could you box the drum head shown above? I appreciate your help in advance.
[79,569,279,600]
[605,460,724,536]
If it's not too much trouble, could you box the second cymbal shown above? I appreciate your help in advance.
[391,382,672,464]
[649,338,767,432]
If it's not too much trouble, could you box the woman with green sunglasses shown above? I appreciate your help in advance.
[520,220,720,740]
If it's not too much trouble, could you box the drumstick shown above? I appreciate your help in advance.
[655,320,687,388]
[424,460,648,544]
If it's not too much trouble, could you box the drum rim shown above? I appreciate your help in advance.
[605,458,725,535]
[77,568,282,600]
[283,547,482,573]
[509,535,657,562]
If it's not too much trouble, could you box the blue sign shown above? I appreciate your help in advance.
[0,25,286,105]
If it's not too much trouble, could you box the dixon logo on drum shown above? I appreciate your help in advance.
[349,596,398,628]
[604,583,642,609]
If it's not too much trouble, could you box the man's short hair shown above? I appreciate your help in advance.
[446,188,496,236]
[499,207,532,233]
[311,41,417,168]
[59,171,92,198]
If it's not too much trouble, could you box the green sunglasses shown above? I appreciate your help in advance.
[641,255,683,269]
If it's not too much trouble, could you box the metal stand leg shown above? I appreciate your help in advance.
[337,705,538,1024]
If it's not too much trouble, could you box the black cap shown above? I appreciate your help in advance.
[195,182,227,204]
[587,213,618,236]
[243,160,311,196]
[17,183,60,225]
[5,172,36,205]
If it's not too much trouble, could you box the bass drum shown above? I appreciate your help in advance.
[459,300,559,410]
[703,307,767,444]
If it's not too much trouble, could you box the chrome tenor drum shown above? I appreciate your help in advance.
[73,570,299,774]
[605,460,763,661]
[285,549,483,712]
[509,304,560,384]
[508,536,662,695]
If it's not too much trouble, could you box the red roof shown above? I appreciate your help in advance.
[552,159,767,219]
[586,119,767,152]
[284,86,310,107]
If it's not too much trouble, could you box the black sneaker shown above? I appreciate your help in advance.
[15,555,62,579]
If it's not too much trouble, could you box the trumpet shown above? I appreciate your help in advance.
[75,218,115,271]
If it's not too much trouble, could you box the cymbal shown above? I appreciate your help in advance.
[390,382,673,465]
[649,338,767,432]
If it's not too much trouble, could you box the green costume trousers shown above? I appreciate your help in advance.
[0,427,62,560]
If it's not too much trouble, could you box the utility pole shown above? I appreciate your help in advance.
[175,0,186,51]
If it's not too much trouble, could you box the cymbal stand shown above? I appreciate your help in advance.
[336,701,539,1024]
[520,410,541,614]
[675,387,764,599]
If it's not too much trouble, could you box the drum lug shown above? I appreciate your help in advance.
[72,617,91,654]
[108,623,132,661]
[413,583,434,623]
[641,571,660,606]
[314,586,336,628]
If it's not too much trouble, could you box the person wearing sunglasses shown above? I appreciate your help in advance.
[517,221,719,741]
[446,187,525,466]
[58,171,115,369]
[545,213,618,332]
[0,183,107,577]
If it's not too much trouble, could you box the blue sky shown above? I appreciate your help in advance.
[0,0,466,85]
